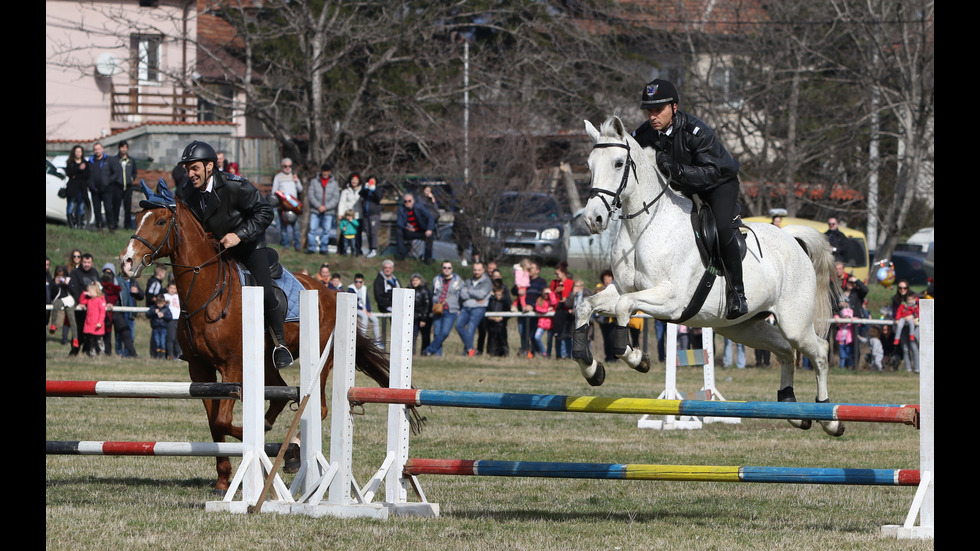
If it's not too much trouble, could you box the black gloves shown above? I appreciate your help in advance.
[657,150,682,181]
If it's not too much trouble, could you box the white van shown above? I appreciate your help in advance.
[901,226,934,253]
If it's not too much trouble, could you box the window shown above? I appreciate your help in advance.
[709,65,742,108]
[131,34,162,83]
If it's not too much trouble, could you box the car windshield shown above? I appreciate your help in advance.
[495,195,560,222]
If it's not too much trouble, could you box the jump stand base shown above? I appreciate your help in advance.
[880,526,934,540]
[638,416,703,430]
[287,502,439,519]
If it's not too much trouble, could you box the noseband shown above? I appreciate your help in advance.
[589,141,667,220]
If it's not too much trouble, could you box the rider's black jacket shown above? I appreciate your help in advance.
[632,110,740,196]
[181,170,274,245]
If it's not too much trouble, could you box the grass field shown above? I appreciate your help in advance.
[46,322,932,550]
[46,221,932,549]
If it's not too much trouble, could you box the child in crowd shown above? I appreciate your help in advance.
[146,294,173,358]
[485,281,510,357]
[834,302,855,368]
[163,282,182,360]
[78,281,106,356]
[512,285,530,356]
[533,287,558,357]
[328,273,344,291]
[338,209,360,256]
[860,326,885,372]
[893,292,919,345]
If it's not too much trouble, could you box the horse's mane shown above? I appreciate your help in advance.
[173,196,223,252]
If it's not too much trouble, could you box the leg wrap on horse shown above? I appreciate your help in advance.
[611,325,630,356]
[571,325,593,363]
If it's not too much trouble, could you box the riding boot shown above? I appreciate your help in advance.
[721,235,748,319]
[266,297,294,369]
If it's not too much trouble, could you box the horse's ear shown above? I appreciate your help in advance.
[138,177,177,209]
[611,116,625,138]
[157,178,175,204]
[585,120,600,143]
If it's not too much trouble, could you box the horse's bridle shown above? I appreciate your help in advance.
[129,206,180,276]
[129,205,232,323]
[589,141,668,220]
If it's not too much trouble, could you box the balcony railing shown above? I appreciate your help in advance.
[110,83,198,123]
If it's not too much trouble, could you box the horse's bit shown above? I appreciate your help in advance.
[589,141,668,220]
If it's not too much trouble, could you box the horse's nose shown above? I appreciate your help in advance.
[121,257,134,277]
[589,214,604,233]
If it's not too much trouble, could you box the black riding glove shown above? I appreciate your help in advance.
[657,150,682,182]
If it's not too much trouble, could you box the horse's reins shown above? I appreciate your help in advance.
[589,141,669,220]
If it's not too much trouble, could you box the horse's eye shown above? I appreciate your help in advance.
[615,160,624,169]
[156,218,167,226]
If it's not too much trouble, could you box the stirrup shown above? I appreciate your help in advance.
[273,343,294,369]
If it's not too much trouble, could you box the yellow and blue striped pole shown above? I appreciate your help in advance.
[404,459,921,486]
[348,388,919,427]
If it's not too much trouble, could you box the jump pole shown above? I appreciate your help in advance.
[46,380,298,401]
[205,286,292,514]
[881,298,934,539]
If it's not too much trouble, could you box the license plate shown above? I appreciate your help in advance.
[505,247,532,256]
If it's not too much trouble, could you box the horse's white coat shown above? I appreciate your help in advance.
[575,116,843,436]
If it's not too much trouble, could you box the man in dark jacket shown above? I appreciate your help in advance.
[89,142,122,231]
[395,192,436,263]
[177,140,292,369]
[116,141,139,230]
[631,79,747,319]
[824,217,849,264]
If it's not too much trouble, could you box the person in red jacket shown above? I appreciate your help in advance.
[78,281,107,356]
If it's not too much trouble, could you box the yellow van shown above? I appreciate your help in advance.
[742,215,870,282]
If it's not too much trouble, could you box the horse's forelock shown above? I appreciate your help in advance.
[600,116,627,140]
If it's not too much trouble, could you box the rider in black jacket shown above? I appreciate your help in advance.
[631,79,747,319]
[177,140,293,369]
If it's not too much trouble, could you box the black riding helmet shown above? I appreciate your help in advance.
[640,79,679,109]
[180,140,218,166]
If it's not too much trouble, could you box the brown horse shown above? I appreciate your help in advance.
[120,191,406,496]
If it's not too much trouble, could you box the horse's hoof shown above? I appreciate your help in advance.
[822,421,845,437]
[787,419,812,431]
[212,487,227,498]
[283,443,301,474]
[633,355,651,374]
[586,363,605,387]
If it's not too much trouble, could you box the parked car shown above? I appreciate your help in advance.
[481,191,570,265]
[45,158,69,223]
[888,250,930,286]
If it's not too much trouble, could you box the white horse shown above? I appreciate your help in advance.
[573,116,845,437]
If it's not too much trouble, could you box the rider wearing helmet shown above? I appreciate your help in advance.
[631,79,747,319]
[178,140,294,368]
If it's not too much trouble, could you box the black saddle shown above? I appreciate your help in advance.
[690,201,747,271]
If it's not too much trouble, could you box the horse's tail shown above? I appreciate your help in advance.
[354,331,426,434]
[782,225,843,338]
